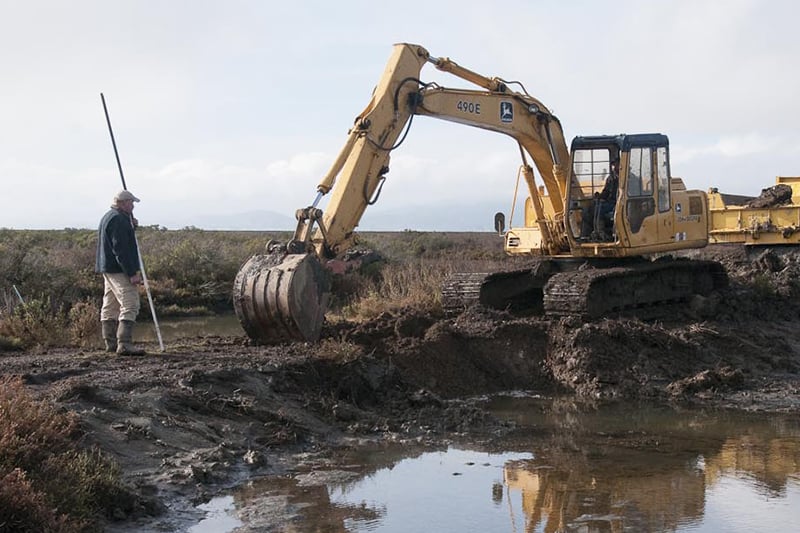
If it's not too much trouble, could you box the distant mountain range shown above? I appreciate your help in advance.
[160,210,296,231]
[164,202,508,232]
[359,202,505,232]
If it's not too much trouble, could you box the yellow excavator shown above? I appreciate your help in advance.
[234,43,726,343]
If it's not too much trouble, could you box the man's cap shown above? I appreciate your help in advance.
[114,190,140,203]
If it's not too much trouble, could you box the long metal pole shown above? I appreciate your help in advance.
[100,93,164,352]
[101,94,127,191]
[12,285,25,305]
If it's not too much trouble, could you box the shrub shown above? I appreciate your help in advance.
[0,298,100,351]
[358,231,504,262]
[41,449,134,521]
[0,296,69,348]
[0,376,80,470]
[0,376,133,530]
[0,334,24,352]
[0,469,81,533]
[0,228,506,343]
[68,300,101,348]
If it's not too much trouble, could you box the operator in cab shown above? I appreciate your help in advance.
[581,156,619,241]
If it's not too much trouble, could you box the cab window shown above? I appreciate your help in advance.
[656,146,670,212]
[572,148,613,197]
[627,148,653,197]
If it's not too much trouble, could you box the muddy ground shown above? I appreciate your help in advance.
[3,244,800,531]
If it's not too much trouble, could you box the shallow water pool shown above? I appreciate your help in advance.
[198,396,800,532]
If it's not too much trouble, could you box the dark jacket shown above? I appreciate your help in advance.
[95,208,139,276]
[599,170,619,203]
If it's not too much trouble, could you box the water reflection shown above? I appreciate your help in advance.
[136,314,243,342]
[188,495,242,533]
[488,397,800,532]
[230,397,800,532]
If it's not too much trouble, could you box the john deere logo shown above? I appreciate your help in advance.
[500,101,513,123]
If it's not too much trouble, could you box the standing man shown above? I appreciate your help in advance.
[95,190,145,355]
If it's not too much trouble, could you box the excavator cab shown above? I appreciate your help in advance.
[563,134,709,258]
[569,140,621,243]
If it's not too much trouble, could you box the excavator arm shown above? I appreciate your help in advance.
[234,43,573,343]
[295,43,429,259]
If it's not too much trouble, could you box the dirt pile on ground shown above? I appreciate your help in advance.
[331,306,552,398]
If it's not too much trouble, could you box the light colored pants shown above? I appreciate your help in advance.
[100,273,141,322]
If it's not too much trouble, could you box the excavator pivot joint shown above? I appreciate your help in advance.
[286,239,306,255]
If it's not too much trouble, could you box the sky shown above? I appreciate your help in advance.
[1,0,799,231]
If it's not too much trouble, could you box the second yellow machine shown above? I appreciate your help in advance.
[234,43,726,343]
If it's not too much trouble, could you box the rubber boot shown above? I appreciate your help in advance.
[101,320,118,353]
[116,320,146,356]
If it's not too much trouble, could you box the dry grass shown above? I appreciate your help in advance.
[340,260,453,320]
[314,338,364,363]
[338,257,508,321]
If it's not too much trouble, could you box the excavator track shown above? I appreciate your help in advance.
[441,272,489,315]
[441,258,728,321]
[542,259,728,319]
[441,261,559,316]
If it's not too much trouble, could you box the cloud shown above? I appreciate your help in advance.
[2,1,799,230]
[142,157,320,216]
[673,133,800,164]
[265,152,330,180]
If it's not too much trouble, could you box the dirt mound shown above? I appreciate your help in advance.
[679,245,800,319]
[316,245,800,403]
[747,183,794,208]
[327,302,797,405]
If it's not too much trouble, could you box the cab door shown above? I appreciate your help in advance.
[622,144,674,248]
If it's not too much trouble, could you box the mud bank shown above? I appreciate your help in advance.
[2,245,800,530]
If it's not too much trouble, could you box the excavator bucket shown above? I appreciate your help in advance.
[233,252,330,343]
